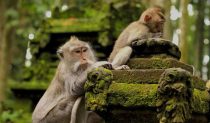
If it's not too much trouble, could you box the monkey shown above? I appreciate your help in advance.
[32,36,105,123]
[108,6,165,69]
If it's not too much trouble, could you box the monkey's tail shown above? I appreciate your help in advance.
[70,96,83,123]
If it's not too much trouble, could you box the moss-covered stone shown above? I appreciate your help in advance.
[127,58,193,74]
[108,83,158,107]
[192,89,210,114]
[85,67,113,112]
[192,76,206,90]
[111,69,205,90]
[112,69,164,84]
[157,68,193,123]
[131,38,181,60]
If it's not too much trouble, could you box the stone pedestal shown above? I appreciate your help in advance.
[85,38,210,123]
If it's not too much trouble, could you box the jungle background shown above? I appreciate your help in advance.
[0,0,209,122]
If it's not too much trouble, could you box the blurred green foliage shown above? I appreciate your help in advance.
[4,1,145,122]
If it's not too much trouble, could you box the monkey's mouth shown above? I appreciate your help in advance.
[79,63,88,70]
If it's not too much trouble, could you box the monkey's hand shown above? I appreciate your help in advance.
[101,63,113,70]
[114,65,130,70]
[93,61,113,70]
[151,32,163,38]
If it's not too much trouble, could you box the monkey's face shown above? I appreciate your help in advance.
[147,12,165,33]
[70,46,90,70]
[58,37,96,72]
[141,7,165,33]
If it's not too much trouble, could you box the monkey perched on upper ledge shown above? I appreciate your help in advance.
[109,6,165,69]
[32,36,105,123]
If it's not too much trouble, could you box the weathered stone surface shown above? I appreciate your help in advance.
[102,82,209,114]
[131,38,181,59]
[108,83,158,108]
[127,58,193,74]
[192,76,206,90]
[85,67,113,112]
[157,68,193,123]
[112,69,206,90]
[192,89,210,114]
[112,69,164,84]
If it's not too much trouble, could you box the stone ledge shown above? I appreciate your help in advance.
[112,69,164,84]
[108,83,157,108]
[106,83,209,114]
[127,58,193,74]
[112,70,205,90]
[131,38,181,59]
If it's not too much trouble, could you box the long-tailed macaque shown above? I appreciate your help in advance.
[32,36,104,123]
[108,6,165,69]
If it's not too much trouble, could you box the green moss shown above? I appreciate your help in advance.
[85,67,113,112]
[157,68,193,123]
[108,83,158,107]
[192,89,210,113]
[191,76,206,90]
[85,92,107,112]
[112,69,164,84]
[127,58,193,74]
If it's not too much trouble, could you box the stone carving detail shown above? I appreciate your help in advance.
[84,67,113,113]
[157,68,193,123]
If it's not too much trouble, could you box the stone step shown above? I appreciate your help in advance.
[127,58,193,74]
[112,69,164,84]
[112,69,205,90]
[107,83,210,114]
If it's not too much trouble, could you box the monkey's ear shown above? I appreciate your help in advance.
[57,49,64,59]
[144,15,152,22]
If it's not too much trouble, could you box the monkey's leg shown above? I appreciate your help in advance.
[111,46,132,70]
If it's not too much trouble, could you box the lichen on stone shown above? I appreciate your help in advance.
[157,68,193,123]
[85,67,113,112]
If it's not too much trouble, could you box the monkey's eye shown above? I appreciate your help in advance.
[74,50,81,54]
[83,48,87,52]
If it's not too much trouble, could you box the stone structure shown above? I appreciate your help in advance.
[85,38,210,123]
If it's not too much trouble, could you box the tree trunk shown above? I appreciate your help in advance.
[195,1,205,76]
[0,0,16,113]
[179,0,189,63]
[208,26,210,80]
[208,40,210,79]
[163,0,172,40]
[0,0,7,107]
